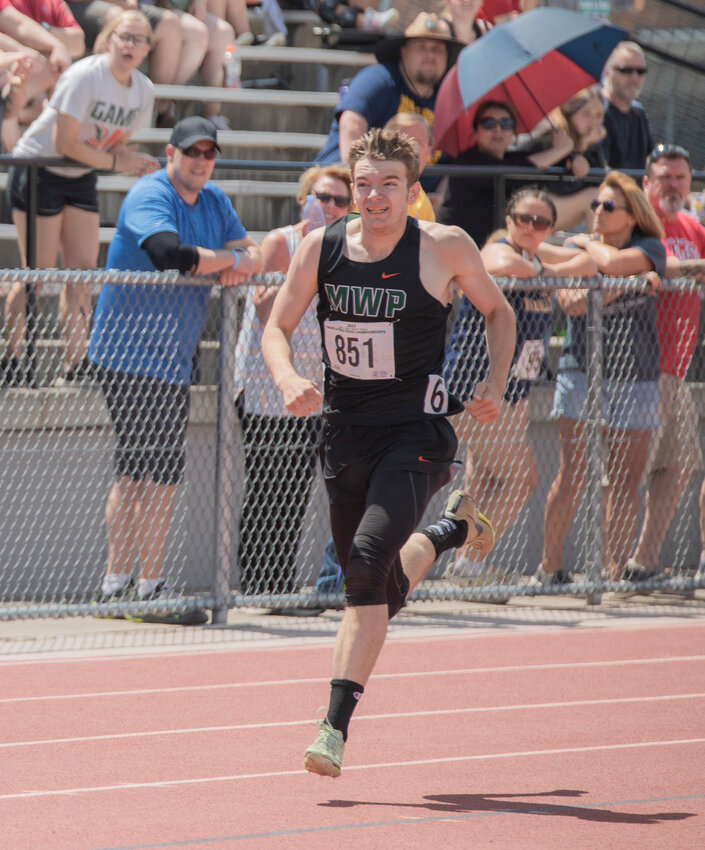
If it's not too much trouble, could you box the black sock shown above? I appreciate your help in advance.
[419,517,468,558]
[326,678,364,742]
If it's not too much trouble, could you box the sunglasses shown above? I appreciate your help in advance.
[315,191,350,208]
[612,66,647,76]
[647,143,691,164]
[510,212,552,231]
[590,198,627,213]
[113,31,151,47]
[179,146,218,160]
[478,116,516,131]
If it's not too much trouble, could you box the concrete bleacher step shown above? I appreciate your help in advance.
[236,43,373,92]
[154,85,338,135]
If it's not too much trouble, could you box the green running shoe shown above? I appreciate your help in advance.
[304,717,344,778]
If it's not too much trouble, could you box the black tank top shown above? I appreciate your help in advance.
[317,215,462,425]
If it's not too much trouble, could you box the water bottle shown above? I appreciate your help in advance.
[302,193,326,233]
[223,44,241,89]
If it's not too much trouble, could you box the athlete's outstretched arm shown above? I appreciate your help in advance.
[262,232,324,417]
[447,227,516,423]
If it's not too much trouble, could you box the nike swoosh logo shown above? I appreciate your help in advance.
[418,456,431,462]
[381,272,400,279]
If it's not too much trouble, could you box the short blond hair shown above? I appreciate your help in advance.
[383,112,433,146]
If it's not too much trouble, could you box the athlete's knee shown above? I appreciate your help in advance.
[343,542,388,608]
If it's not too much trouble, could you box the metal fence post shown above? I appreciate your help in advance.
[584,278,604,603]
[212,285,240,624]
[25,165,38,387]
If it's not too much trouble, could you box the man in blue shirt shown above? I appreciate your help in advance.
[315,11,461,179]
[90,116,262,624]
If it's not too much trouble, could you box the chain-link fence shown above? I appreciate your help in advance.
[0,270,702,622]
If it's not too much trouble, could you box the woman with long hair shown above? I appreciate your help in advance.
[537,170,666,587]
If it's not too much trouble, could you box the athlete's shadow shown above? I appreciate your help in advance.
[320,789,696,825]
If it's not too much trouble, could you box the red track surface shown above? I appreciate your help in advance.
[1,622,703,849]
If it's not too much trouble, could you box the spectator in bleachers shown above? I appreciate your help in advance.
[1,10,159,387]
[89,1,240,130]
[436,99,574,248]
[315,1,399,33]
[67,1,208,128]
[314,12,462,170]
[523,85,607,231]
[628,144,705,588]
[443,186,596,594]
[600,40,653,171]
[0,0,75,148]
[234,164,352,598]
[535,170,665,588]
[89,116,261,623]
[170,0,236,129]
[383,111,435,220]
[206,0,256,44]
[439,0,492,44]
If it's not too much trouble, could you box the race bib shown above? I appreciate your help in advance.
[511,339,544,381]
[324,319,395,379]
[423,374,449,415]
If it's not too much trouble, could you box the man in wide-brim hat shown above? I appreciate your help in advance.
[315,12,462,168]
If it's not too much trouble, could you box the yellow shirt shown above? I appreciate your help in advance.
[408,187,436,222]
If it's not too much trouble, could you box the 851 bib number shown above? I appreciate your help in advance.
[324,319,395,379]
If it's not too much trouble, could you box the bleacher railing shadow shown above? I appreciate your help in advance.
[0,271,703,623]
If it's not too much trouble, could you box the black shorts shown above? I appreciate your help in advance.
[8,166,99,216]
[97,367,191,486]
[321,417,458,504]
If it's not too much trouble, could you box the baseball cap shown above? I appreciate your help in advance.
[169,116,221,152]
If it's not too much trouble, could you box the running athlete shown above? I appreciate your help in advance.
[262,127,517,778]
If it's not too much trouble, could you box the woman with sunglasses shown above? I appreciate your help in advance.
[234,165,353,602]
[443,186,596,595]
[5,10,159,387]
[537,170,666,588]
[437,99,573,249]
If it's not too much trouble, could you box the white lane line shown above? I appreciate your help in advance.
[2,692,705,750]
[2,738,705,801]
[2,654,705,704]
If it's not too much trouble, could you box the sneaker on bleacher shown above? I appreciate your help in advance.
[264,31,286,46]
[362,7,399,31]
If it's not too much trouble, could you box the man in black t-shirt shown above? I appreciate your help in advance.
[601,41,653,171]
[263,127,516,778]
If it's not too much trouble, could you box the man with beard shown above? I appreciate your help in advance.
[600,41,653,171]
[314,12,461,178]
[626,144,705,587]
